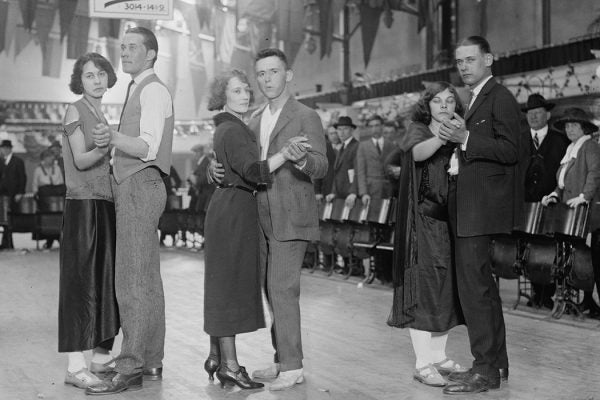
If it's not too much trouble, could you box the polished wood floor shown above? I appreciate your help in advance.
[1,234,599,400]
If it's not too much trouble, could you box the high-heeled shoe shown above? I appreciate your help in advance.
[204,358,219,381]
[216,366,264,389]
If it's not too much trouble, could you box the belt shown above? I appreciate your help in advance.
[218,183,259,196]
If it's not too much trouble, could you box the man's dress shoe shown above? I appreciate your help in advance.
[143,367,163,381]
[449,368,508,382]
[85,372,143,395]
[443,372,500,394]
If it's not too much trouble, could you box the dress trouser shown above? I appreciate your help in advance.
[257,192,307,372]
[111,168,167,374]
[448,180,507,378]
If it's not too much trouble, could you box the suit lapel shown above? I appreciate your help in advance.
[267,98,295,150]
[465,78,495,121]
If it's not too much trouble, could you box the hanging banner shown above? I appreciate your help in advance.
[89,0,174,20]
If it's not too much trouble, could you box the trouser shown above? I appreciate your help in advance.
[257,194,307,371]
[448,181,508,378]
[111,168,167,374]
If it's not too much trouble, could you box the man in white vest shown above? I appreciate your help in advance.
[87,26,174,395]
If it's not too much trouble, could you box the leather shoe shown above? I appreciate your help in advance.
[252,363,280,380]
[269,368,304,391]
[143,367,162,381]
[448,368,508,382]
[85,372,143,395]
[443,373,500,394]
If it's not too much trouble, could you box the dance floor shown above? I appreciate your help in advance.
[1,233,599,400]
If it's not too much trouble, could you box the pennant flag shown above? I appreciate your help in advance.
[66,15,91,59]
[196,0,211,30]
[19,0,37,31]
[0,1,9,54]
[318,0,333,59]
[4,0,21,55]
[417,0,430,32]
[14,26,33,58]
[42,35,62,77]
[214,8,235,65]
[105,37,120,70]
[98,19,121,39]
[359,4,382,67]
[277,0,303,65]
[58,0,77,41]
[189,64,206,113]
[35,1,56,52]
[200,36,215,85]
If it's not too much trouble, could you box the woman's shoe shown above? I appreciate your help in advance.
[432,358,470,376]
[64,368,102,389]
[413,364,447,387]
[204,358,219,381]
[216,366,264,389]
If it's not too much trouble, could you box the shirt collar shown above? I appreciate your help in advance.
[4,152,12,165]
[470,75,493,99]
[531,125,548,139]
[343,136,353,147]
[132,68,155,85]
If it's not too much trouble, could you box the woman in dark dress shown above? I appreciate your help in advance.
[203,70,305,389]
[387,82,467,386]
[59,53,119,389]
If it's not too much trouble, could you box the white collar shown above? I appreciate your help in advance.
[342,136,353,148]
[4,152,12,164]
[132,68,155,85]
[560,135,590,165]
[469,75,493,99]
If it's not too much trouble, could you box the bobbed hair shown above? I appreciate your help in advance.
[69,52,117,95]
[207,69,252,111]
[411,82,465,125]
[255,48,289,70]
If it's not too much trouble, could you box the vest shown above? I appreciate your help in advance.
[113,74,174,184]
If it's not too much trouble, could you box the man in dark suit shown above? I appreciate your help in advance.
[522,94,569,308]
[0,140,26,250]
[325,116,359,207]
[438,36,522,394]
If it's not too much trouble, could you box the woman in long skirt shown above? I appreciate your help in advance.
[58,53,120,389]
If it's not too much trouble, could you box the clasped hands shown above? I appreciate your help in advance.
[438,113,468,144]
[92,123,113,148]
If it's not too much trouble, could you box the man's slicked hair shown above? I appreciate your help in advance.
[456,35,492,55]
[255,48,289,70]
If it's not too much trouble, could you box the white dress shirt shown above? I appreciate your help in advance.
[4,152,12,166]
[372,137,383,153]
[531,125,548,148]
[260,105,283,160]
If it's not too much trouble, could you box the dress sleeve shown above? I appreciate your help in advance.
[399,122,435,152]
[222,123,272,185]
[63,121,82,137]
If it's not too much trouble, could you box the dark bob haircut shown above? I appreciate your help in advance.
[255,48,289,70]
[207,69,252,111]
[69,52,117,95]
[456,35,492,55]
[412,81,465,125]
[126,26,159,65]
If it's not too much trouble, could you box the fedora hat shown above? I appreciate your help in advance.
[553,107,598,135]
[0,139,12,148]
[333,116,356,129]
[521,93,555,112]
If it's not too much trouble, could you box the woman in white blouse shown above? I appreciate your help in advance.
[32,148,64,196]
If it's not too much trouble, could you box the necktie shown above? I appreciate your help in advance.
[376,140,382,155]
[118,80,135,130]
[533,132,540,149]
[336,144,345,167]
[466,90,474,112]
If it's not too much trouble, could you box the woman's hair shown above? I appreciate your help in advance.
[69,52,117,95]
[411,81,465,125]
[206,69,252,111]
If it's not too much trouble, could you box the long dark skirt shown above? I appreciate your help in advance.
[58,199,120,352]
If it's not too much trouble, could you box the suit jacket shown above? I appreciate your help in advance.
[355,138,396,198]
[248,97,328,241]
[554,139,600,202]
[0,154,26,198]
[456,78,523,237]
[330,138,359,198]
[314,138,336,196]
[524,127,569,202]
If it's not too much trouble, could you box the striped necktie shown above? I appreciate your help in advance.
[533,132,540,149]
[118,80,135,130]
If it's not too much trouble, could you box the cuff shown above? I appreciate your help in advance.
[460,130,469,151]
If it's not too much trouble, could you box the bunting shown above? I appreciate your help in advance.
[359,3,382,67]
[0,1,8,54]
[196,0,211,30]
[19,0,37,31]
[214,7,235,65]
[35,1,57,77]
[41,36,62,77]
[277,0,304,65]
[98,19,121,39]
[105,37,120,70]
[189,63,207,113]
[14,25,32,58]
[66,15,90,59]
[318,0,333,59]
[58,0,77,41]
[417,0,430,32]
[3,0,21,56]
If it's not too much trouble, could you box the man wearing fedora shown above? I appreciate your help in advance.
[325,116,360,207]
[0,140,26,250]
[522,94,569,308]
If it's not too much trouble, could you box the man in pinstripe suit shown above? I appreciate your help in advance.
[437,36,523,394]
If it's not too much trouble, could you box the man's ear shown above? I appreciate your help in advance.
[285,69,293,83]
[146,49,157,62]
[484,53,493,67]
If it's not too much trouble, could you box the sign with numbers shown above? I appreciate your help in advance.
[89,0,174,20]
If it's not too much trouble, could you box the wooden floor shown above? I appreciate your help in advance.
[1,233,599,400]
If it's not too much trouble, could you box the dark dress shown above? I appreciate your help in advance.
[203,112,272,337]
[59,99,119,352]
[387,122,464,332]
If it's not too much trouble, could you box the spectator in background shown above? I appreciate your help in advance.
[521,94,568,309]
[49,140,65,180]
[0,139,26,250]
[163,165,182,196]
[541,107,600,318]
[327,125,342,153]
[314,126,336,204]
[188,143,215,235]
[32,148,65,249]
[326,116,359,207]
